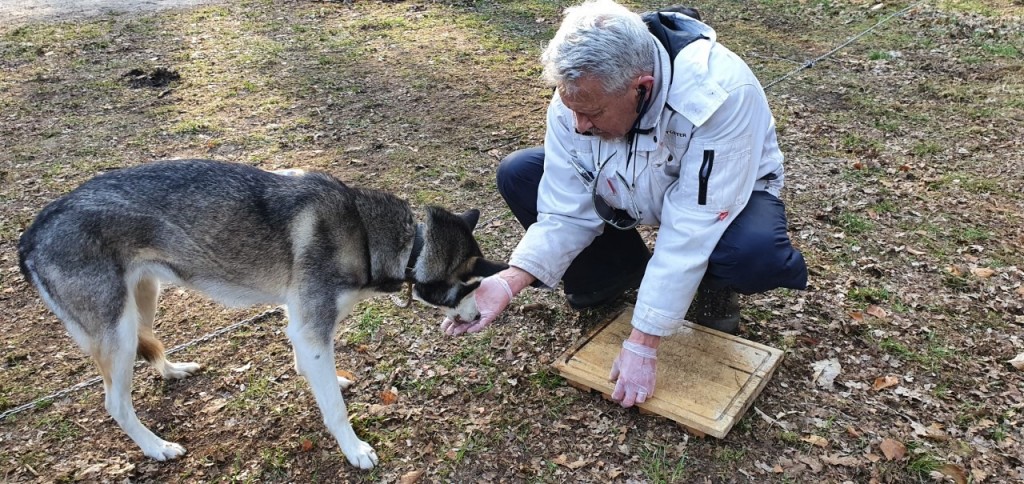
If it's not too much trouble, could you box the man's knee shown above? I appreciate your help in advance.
[708,191,807,293]
[496,147,544,198]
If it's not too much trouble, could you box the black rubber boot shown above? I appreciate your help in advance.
[689,283,741,334]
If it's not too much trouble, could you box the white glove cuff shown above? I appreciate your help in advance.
[622,340,657,359]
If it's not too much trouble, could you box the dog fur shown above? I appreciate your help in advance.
[18,159,506,469]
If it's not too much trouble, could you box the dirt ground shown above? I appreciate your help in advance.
[1,0,1023,482]
[0,0,225,27]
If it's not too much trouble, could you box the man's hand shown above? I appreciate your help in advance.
[441,274,513,335]
[609,340,657,408]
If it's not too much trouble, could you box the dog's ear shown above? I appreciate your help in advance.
[469,257,508,279]
[459,209,481,231]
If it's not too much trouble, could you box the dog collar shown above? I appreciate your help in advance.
[405,223,425,281]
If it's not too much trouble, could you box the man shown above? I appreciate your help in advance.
[442,0,807,408]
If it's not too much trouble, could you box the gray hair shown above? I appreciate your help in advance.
[541,0,655,97]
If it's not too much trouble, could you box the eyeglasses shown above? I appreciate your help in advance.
[568,152,641,231]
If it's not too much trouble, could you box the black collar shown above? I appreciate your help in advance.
[404,224,425,282]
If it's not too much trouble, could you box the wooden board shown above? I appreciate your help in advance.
[552,306,783,438]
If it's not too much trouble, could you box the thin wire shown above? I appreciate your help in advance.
[0,307,283,422]
[762,1,923,91]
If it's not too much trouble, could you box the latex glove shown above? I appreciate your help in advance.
[440,275,513,336]
[609,340,657,408]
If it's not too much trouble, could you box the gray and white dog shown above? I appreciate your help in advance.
[18,159,507,469]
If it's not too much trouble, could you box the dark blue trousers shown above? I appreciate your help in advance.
[496,146,808,295]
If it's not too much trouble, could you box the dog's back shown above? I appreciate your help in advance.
[18,159,414,336]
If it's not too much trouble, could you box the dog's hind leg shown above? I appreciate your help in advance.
[285,293,378,469]
[94,293,187,461]
[135,278,201,380]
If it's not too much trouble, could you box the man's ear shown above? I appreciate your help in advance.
[470,257,509,278]
[459,209,481,231]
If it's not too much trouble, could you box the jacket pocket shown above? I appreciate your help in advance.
[679,137,753,212]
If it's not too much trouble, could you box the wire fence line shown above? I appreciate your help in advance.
[762,1,924,91]
[1,2,922,424]
[0,308,283,422]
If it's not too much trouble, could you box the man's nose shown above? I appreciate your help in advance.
[574,113,593,133]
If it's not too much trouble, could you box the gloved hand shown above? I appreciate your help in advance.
[440,274,513,336]
[609,340,657,408]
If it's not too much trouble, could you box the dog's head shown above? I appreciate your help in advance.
[409,206,507,321]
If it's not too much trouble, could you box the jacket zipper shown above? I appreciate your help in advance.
[698,149,714,205]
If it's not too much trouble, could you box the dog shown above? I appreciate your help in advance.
[17,159,507,469]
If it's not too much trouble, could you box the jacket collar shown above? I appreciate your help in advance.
[654,13,727,128]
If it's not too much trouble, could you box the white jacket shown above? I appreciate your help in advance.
[508,15,785,337]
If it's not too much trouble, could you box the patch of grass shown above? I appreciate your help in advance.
[868,50,893,61]
[527,368,563,390]
[906,442,942,475]
[879,337,915,361]
[225,374,275,412]
[258,447,289,479]
[713,446,745,464]
[839,133,883,155]
[345,306,386,345]
[836,212,873,235]
[847,286,890,304]
[37,414,80,442]
[911,141,942,157]
[779,430,800,444]
[170,119,215,135]
[638,442,687,483]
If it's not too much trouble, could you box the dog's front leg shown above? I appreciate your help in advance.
[285,300,378,470]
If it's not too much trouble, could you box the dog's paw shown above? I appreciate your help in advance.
[337,376,353,389]
[343,439,378,469]
[143,440,187,461]
[161,361,202,380]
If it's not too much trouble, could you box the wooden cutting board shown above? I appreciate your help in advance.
[552,306,784,438]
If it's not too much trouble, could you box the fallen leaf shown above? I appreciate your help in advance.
[381,386,399,405]
[200,398,228,415]
[880,438,906,461]
[865,305,888,319]
[802,435,829,448]
[970,267,996,279]
[848,311,864,322]
[300,438,314,452]
[1009,353,1024,371]
[400,470,424,484]
[821,453,860,466]
[811,359,842,390]
[872,375,900,391]
[935,464,967,484]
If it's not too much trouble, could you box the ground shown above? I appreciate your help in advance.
[0,0,1022,482]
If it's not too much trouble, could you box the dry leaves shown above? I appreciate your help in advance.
[872,375,900,391]
[970,267,996,279]
[1009,353,1024,371]
[879,438,906,461]
[811,359,842,390]
[802,434,829,448]
[865,305,887,319]
[551,454,589,470]
[380,386,399,405]
[933,464,967,484]
[399,470,424,484]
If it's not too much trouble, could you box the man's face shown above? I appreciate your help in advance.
[560,76,643,140]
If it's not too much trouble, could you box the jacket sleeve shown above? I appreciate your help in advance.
[630,83,772,336]
[508,95,605,287]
